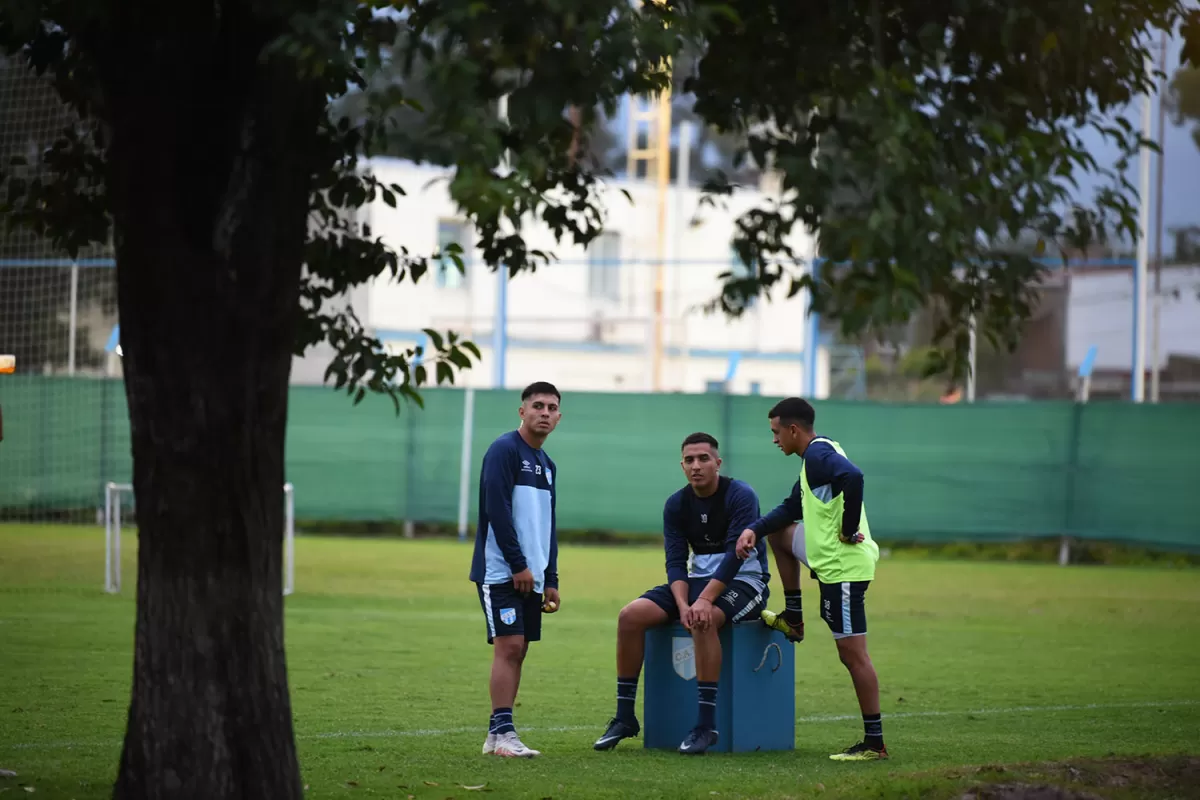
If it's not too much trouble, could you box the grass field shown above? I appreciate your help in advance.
[2,525,1199,800]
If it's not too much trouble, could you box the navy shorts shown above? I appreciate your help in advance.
[641,577,768,625]
[818,580,869,638]
[477,581,543,645]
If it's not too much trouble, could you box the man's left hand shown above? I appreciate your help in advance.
[542,587,561,613]
[840,530,865,545]
[690,597,714,631]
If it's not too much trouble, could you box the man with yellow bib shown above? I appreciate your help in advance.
[735,397,887,761]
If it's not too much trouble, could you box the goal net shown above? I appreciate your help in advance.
[102,482,296,596]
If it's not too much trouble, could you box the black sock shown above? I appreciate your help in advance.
[616,676,639,722]
[785,590,802,612]
[782,589,802,619]
[863,713,883,748]
[490,707,515,735]
[697,681,718,730]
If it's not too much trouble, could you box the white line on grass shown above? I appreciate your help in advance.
[8,699,1197,752]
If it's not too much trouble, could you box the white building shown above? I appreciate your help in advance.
[1066,264,1200,373]
[291,158,828,397]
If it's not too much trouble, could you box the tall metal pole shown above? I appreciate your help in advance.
[673,122,693,325]
[67,262,79,375]
[1150,32,1167,403]
[651,85,671,392]
[493,95,510,389]
[966,314,977,402]
[625,0,672,392]
[1132,53,1153,403]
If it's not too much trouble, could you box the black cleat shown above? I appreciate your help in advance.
[678,726,719,755]
[761,609,805,643]
[593,716,640,751]
[829,739,889,761]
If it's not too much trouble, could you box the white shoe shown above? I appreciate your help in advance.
[490,731,540,758]
[482,732,497,755]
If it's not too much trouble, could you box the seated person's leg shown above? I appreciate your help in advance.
[594,587,672,750]
[763,522,807,642]
[679,580,766,755]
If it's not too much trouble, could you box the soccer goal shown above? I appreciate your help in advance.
[103,481,297,596]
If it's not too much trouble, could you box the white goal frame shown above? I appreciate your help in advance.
[104,481,296,596]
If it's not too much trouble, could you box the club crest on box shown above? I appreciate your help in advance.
[672,636,696,681]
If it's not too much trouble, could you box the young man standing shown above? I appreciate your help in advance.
[470,381,563,758]
[735,397,888,761]
[594,432,769,755]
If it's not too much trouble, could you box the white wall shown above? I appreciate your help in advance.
[1067,266,1200,371]
[369,335,829,397]
[290,158,828,397]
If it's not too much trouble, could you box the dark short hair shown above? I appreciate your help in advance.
[681,432,719,452]
[768,397,815,430]
[521,381,561,402]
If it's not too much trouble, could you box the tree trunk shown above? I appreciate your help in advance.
[93,10,325,799]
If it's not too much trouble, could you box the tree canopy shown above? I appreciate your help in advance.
[2,3,1197,391]
[1167,63,1200,152]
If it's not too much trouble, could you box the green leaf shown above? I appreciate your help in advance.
[422,329,445,351]
[1182,10,1200,67]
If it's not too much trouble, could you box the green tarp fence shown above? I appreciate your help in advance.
[2,376,1198,550]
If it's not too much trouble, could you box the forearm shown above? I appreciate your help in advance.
[748,504,795,537]
[544,520,559,588]
[840,472,864,536]
[495,535,527,573]
[670,579,690,609]
[748,484,803,537]
[664,532,689,584]
[713,548,742,586]
[698,576,727,604]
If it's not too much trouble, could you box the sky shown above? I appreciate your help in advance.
[1072,26,1198,250]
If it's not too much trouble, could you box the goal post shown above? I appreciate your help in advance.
[104,481,297,596]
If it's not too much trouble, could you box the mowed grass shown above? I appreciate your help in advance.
[1,525,1199,800]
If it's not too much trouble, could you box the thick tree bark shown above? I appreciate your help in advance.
[92,8,325,799]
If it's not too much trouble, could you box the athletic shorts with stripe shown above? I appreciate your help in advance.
[789,522,870,639]
[818,579,869,638]
[640,577,768,625]
[476,581,543,645]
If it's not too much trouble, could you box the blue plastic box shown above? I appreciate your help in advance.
[642,620,796,752]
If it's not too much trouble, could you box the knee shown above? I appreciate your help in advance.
[836,639,870,670]
[767,524,796,553]
[617,603,644,635]
[495,638,526,665]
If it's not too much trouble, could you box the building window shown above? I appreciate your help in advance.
[436,219,469,289]
[730,243,757,309]
[588,231,621,302]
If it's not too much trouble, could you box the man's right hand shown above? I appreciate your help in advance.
[512,568,534,594]
[679,604,695,632]
[735,529,758,559]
